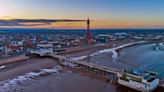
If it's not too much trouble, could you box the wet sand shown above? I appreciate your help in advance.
[0,41,163,92]
[1,70,162,92]
[0,57,57,81]
[0,57,163,92]
[22,72,110,92]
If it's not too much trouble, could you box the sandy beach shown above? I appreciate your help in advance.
[0,41,163,92]
[0,57,57,81]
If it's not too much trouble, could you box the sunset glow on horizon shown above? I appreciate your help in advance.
[0,0,164,29]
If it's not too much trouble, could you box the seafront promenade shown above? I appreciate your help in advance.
[0,55,30,66]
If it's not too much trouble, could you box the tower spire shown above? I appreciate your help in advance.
[86,17,91,45]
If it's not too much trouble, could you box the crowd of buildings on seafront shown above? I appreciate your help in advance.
[0,31,164,57]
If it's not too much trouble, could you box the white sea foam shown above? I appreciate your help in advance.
[90,41,145,61]
[159,43,164,46]
[111,50,118,61]
[0,65,62,92]
[71,56,87,61]
[0,66,6,69]
[69,41,145,63]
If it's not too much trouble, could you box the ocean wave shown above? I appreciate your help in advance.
[90,41,145,61]
[0,65,62,92]
[71,56,88,61]
[69,41,146,63]
[0,66,6,70]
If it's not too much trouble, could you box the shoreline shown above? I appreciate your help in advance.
[69,41,164,88]
[0,58,163,92]
[0,41,163,91]
[0,57,57,82]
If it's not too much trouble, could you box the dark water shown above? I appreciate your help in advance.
[0,71,162,92]
[117,44,164,79]
[0,45,163,92]
[1,28,164,35]
[90,43,164,79]
[0,70,149,92]
[0,71,117,92]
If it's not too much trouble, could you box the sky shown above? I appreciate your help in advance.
[0,0,164,29]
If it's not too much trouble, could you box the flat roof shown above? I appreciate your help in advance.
[122,69,158,82]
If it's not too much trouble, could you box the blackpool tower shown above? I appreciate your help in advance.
[86,18,91,45]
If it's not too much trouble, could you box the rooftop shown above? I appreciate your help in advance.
[120,69,158,83]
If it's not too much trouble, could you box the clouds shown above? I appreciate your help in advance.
[0,19,86,27]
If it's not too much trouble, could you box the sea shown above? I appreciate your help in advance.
[0,28,164,34]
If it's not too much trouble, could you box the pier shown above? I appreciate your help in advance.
[28,41,163,91]
[47,54,119,81]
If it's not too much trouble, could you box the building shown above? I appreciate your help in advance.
[96,34,111,43]
[117,69,159,92]
[86,18,91,45]
[114,32,128,40]
[0,45,5,56]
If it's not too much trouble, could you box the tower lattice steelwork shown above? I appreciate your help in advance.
[86,18,91,45]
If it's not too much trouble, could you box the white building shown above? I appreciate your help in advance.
[37,43,53,48]
[30,43,54,56]
[117,69,159,92]
[30,48,53,56]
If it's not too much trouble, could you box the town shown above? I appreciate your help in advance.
[0,0,164,92]
[0,19,164,92]
[1,29,164,59]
